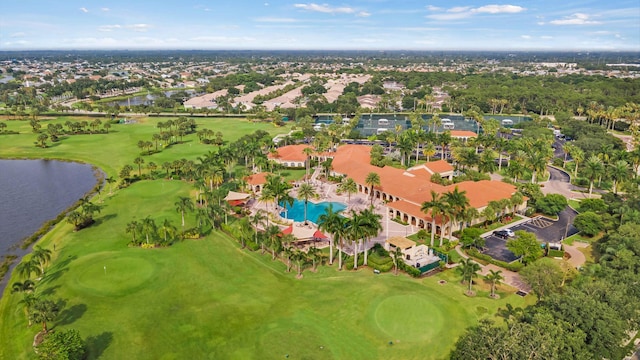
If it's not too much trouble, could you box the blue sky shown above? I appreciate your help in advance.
[2,1,639,51]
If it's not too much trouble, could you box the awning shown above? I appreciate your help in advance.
[224,191,251,201]
[313,230,328,239]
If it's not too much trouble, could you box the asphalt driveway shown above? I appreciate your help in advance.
[481,207,578,262]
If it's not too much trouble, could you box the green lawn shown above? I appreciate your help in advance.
[0,116,532,359]
[0,116,291,177]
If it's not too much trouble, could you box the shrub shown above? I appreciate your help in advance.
[535,194,568,216]
[547,249,565,258]
[573,211,604,237]
[416,229,429,240]
[344,254,365,270]
[246,241,260,251]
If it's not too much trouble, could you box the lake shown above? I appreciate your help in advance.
[0,159,98,292]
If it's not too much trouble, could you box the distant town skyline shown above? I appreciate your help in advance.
[2,1,639,51]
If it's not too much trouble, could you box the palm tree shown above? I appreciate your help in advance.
[438,131,452,160]
[485,269,504,298]
[29,298,59,333]
[345,210,367,270]
[391,246,403,275]
[140,216,157,244]
[359,207,382,267]
[297,183,317,225]
[458,258,481,294]
[307,247,322,271]
[365,172,381,206]
[11,279,35,294]
[420,190,445,247]
[265,225,282,260]
[160,219,176,245]
[317,205,343,266]
[526,150,548,184]
[16,259,42,280]
[303,147,314,182]
[583,155,604,197]
[106,176,115,195]
[570,147,585,178]
[293,249,307,277]
[175,196,194,228]
[134,157,145,177]
[250,210,267,245]
[510,192,524,216]
[442,186,470,240]
[31,246,52,275]
[19,293,39,326]
[338,177,358,205]
[610,160,630,194]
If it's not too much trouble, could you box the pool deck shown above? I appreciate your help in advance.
[249,166,415,255]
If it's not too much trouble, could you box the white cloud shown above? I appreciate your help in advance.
[97,24,151,32]
[128,24,151,32]
[550,13,601,25]
[101,7,110,12]
[10,32,26,37]
[521,35,531,39]
[98,25,121,32]
[294,3,356,14]
[79,7,89,13]
[427,4,525,21]
[189,36,256,43]
[255,17,299,23]
[474,5,525,14]
[541,35,553,39]
[357,11,371,17]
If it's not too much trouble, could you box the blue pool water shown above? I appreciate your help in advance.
[280,199,346,223]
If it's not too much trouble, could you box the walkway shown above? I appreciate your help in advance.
[454,245,531,292]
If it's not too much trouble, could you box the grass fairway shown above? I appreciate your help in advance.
[0,116,532,359]
[0,115,291,176]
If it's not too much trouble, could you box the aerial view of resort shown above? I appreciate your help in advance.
[0,1,639,359]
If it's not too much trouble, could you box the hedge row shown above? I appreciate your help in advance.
[467,248,524,272]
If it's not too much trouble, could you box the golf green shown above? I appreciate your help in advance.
[375,295,443,342]
[71,253,156,297]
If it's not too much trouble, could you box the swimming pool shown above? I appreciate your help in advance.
[280,199,346,223]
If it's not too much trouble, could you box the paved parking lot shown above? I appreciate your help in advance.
[481,207,579,263]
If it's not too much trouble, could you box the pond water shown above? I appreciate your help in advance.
[280,199,346,224]
[0,159,98,293]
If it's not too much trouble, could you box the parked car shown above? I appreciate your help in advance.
[493,229,515,239]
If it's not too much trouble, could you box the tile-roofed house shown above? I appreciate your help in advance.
[407,160,454,180]
[450,130,478,142]
[246,172,269,193]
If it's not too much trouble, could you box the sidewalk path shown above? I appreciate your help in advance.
[563,242,588,268]
[454,245,531,292]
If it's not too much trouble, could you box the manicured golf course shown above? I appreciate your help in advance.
[0,116,531,359]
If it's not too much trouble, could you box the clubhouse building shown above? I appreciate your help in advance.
[269,144,526,237]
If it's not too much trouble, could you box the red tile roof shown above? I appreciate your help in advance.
[246,172,269,185]
[450,130,478,138]
[268,144,312,162]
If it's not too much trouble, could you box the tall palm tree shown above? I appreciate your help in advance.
[510,192,524,216]
[345,210,368,270]
[391,246,403,275]
[317,205,343,266]
[250,210,267,245]
[29,298,59,333]
[458,258,481,294]
[265,225,282,260]
[19,293,39,326]
[442,186,470,240]
[438,131,452,160]
[11,279,35,294]
[126,220,140,245]
[485,269,504,298]
[365,172,381,206]
[293,249,307,277]
[583,155,604,197]
[297,183,317,225]
[338,177,358,205]
[420,190,446,247]
[359,207,382,267]
[31,246,52,275]
[307,247,322,271]
[570,147,585,178]
[140,216,157,244]
[609,160,630,194]
[175,196,194,227]
[16,259,42,280]
[303,147,314,182]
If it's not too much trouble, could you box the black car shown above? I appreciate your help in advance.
[493,230,510,239]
